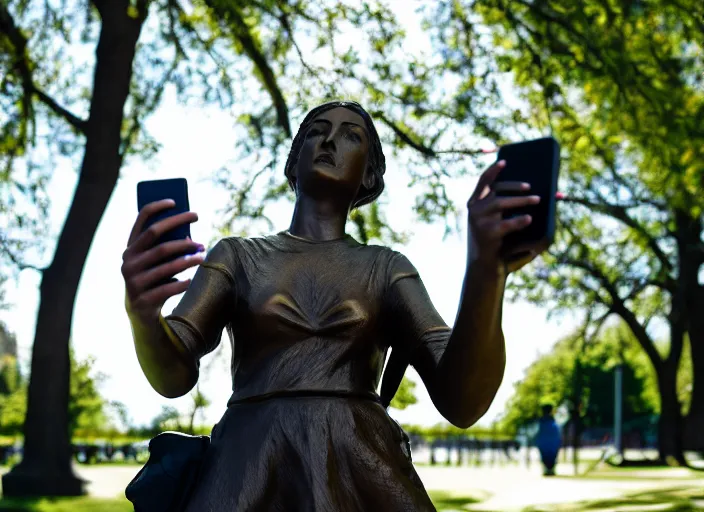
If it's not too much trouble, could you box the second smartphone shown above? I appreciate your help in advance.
[494,136,561,257]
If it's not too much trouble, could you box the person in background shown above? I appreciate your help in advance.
[535,400,562,476]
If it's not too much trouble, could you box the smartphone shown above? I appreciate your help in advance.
[137,178,191,245]
[136,178,194,287]
[494,137,560,256]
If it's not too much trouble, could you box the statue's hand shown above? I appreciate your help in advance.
[121,199,204,324]
[466,159,541,276]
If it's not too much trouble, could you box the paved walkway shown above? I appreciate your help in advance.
[416,464,704,511]
[5,462,702,511]
[75,465,139,499]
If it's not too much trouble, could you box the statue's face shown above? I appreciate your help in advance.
[294,107,371,205]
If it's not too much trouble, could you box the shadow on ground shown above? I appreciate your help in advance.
[521,486,704,511]
[429,490,482,511]
[0,497,131,512]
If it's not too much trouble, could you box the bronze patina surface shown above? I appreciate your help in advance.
[123,101,543,510]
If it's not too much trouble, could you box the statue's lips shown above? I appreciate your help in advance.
[314,154,336,166]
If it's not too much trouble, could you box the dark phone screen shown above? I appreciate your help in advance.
[495,137,560,252]
[136,178,192,245]
[136,179,193,288]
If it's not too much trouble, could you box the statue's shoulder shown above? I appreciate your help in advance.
[215,233,289,259]
[354,243,416,277]
[360,241,408,261]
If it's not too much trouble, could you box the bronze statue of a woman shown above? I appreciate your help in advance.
[122,101,543,511]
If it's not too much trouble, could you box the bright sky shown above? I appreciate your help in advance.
[0,2,579,430]
[0,89,578,429]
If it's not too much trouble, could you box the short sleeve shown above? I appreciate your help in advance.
[165,239,237,361]
[384,251,451,377]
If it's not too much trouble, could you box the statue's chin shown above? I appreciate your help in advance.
[296,163,361,203]
[306,166,349,188]
[311,162,341,177]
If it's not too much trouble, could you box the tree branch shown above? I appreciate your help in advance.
[576,304,613,346]
[371,111,491,158]
[588,307,614,344]
[206,2,291,137]
[90,0,109,17]
[558,250,663,369]
[0,236,44,273]
[31,86,88,133]
[89,0,130,19]
[372,111,436,157]
[276,9,327,88]
[119,54,180,162]
[0,3,88,134]
[168,0,231,72]
[563,195,675,282]
[504,0,656,118]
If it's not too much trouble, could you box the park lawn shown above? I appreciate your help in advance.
[0,494,475,512]
[429,490,481,511]
[521,486,704,511]
[0,495,470,512]
[0,497,132,512]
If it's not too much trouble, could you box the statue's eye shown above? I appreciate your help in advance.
[346,130,361,143]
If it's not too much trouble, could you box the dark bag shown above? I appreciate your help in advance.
[125,431,210,512]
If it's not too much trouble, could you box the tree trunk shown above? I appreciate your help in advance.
[570,405,581,475]
[188,408,197,435]
[684,288,704,451]
[684,276,704,452]
[2,6,143,497]
[570,345,583,475]
[678,211,702,452]
[657,361,687,465]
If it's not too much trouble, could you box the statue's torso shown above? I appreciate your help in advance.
[225,233,395,401]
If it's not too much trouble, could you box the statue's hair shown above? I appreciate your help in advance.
[283,101,386,209]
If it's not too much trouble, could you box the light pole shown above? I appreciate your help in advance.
[613,334,626,460]
[614,363,624,459]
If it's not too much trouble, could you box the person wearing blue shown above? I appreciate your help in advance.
[535,402,561,476]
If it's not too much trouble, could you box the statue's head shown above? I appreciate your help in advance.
[284,101,386,209]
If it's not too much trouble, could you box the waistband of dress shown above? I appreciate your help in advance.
[227,389,382,406]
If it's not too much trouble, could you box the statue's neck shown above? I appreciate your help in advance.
[288,196,349,242]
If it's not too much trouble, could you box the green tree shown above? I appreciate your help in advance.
[0,355,27,436]
[104,400,131,435]
[68,350,107,438]
[150,405,183,433]
[1,0,407,496]
[186,385,210,435]
[389,376,418,411]
[0,321,18,360]
[351,0,703,464]
[468,0,702,464]
[0,344,108,439]
[499,324,695,438]
[499,336,576,434]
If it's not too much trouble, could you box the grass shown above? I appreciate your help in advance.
[429,490,481,511]
[0,494,476,512]
[0,465,699,512]
[0,493,479,512]
[0,497,132,512]
[426,464,704,511]
[521,487,704,511]
[578,465,702,482]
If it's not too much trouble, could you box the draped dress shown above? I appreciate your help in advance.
[165,231,452,511]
